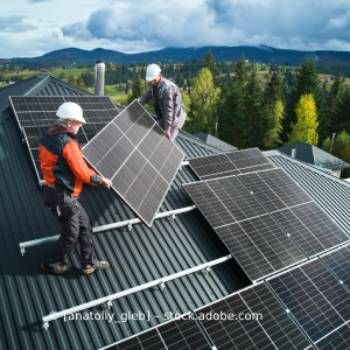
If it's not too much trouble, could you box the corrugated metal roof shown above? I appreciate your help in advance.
[267,150,350,235]
[0,75,243,350]
[194,132,237,152]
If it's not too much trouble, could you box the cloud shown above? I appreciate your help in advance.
[0,15,37,33]
[3,0,350,58]
[61,0,350,52]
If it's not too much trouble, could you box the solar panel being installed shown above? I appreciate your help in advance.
[9,96,119,183]
[188,148,276,180]
[183,167,348,281]
[83,100,184,227]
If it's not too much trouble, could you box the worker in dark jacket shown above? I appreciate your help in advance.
[139,63,186,141]
[39,102,112,275]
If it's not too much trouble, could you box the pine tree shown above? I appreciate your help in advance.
[127,76,146,103]
[284,59,320,140]
[288,94,319,144]
[218,60,247,147]
[204,49,218,77]
[319,75,344,142]
[332,87,350,133]
[186,68,221,134]
[263,70,285,148]
[242,65,265,148]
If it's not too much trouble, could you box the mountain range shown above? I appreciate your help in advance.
[2,46,350,68]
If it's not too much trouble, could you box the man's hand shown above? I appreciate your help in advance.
[165,128,171,140]
[101,177,113,189]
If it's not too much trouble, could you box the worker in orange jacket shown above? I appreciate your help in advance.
[39,102,112,275]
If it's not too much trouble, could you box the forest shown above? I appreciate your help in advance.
[1,51,350,165]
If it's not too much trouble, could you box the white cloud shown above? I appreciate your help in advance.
[2,0,350,57]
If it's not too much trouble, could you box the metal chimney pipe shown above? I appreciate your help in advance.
[94,61,105,96]
[291,148,296,159]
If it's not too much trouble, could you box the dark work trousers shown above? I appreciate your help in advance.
[49,191,97,266]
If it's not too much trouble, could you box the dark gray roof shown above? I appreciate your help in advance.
[0,76,243,350]
[194,132,237,152]
[278,142,350,171]
[267,150,350,234]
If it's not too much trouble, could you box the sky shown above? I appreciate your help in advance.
[1,0,350,58]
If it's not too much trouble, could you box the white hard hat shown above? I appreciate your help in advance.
[56,102,86,124]
[145,63,161,81]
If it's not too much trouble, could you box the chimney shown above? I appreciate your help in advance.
[291,148,296,159]
[94,61,105,96]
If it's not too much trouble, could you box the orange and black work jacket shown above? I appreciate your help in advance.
[39,121,103,197]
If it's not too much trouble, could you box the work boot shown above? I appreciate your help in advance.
[82,260,110,275]
[40,261,69,275]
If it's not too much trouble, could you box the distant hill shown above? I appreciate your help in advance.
[2,46,350,68]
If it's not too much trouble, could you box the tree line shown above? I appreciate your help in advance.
[181,51,350,165]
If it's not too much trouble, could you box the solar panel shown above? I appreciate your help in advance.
[321,246,350,290]
[188,148,275,180]
[184,175,267,230]
[291,203,348,251]
[257,169,311,207]
[216,223,275,281]
[158,318,212,349]
[301,259,350,322]
[238,173,285,212]
[111,328,165,350]
[240,284,312,350]
[83,100,184,226]
[9,95,119,184]
[239,215,306,272]
[271,208,325,257]
[195,293,276,349]
[315,323,350,350]
[268,265,344,342]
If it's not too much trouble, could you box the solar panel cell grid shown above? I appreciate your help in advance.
[188,148,275,180]
[184,182,234,228]
[291,203,348,251]
[268,267,344,342]
[239,215,306,272]
[112,329,166,350]
[207,176,267,222]
[271,208,325,257]
[301,259,350,321]
[196,294,276,350]
[257,169,311,207]
[240,284,311,350]
[238,173,285,212]
[216,224,274,281]
[158,318,212,350]
[321,247,350,290]
[315,323,350,350]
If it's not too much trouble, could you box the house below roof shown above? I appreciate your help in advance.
[278,142,350,178]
